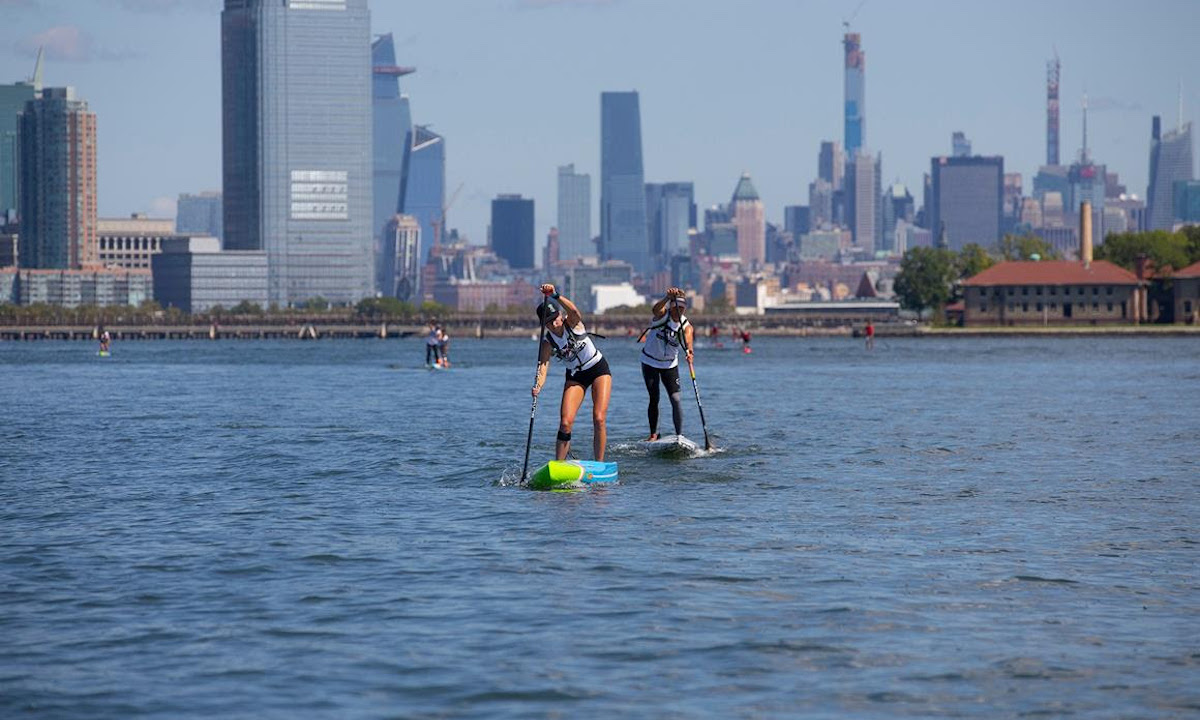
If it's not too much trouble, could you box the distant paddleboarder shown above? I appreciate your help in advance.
[531,284,611,462]
[438,326,451,368]
[424,321,443,368]
[638,287,693,441]
[98,326,111,355]
[864,320,875,351]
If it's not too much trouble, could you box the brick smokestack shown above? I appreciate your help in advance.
[1080,200,1093,267]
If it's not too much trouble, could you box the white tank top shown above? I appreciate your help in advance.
[641,314,688,369]
[546,321,602,374]
[425,329,440,346]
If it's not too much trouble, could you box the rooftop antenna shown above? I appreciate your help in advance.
[1179,79,1185,131]
[1081,91,1089,164]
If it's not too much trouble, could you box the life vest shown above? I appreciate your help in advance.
[545,321,603,374]
[640,313,689,369]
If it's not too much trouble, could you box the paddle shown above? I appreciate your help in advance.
[520,289,552,483]
[683,333,714,451]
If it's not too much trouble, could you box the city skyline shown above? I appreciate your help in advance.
[1,0,1198,253]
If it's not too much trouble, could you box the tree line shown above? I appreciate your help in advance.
[893,227,1200,315]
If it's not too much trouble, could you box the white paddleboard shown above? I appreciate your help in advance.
[645,435,699,454]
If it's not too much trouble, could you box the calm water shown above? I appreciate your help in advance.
[1,335,1197,719]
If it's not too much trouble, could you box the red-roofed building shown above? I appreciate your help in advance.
[960,260,1145,326]
[1173,260,1200,325]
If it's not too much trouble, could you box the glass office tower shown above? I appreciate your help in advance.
[221,0,373,306]
[600,91,649,275]
[556,164,591,261]
[1146,116,1194,230]
[399,124,445,264]
[372,32,413,294]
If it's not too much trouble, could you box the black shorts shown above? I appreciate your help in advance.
[641,363,682,394]
[566,357,611,390]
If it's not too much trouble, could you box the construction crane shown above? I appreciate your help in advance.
[842,0,866,30]
[430,182,464,248]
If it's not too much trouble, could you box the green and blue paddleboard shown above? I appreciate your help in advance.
[528,460,618,491]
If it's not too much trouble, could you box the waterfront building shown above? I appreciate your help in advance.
[17,87,97,270]
[97,215,176,270]
[1173,260,1200,324]
[556,164,591,261]
[176,192,223,242]
[490,194,534,270]
[1146,116,1194,230]
[371,33,414,289]
[600,91,649,274]
[843,33,865,155]
[731,173,765,267]
[844,152,881,253]
[1,56,39,216]
[1173,180,1200,223]
[6,267,151,307]
[221,0,373,306]
[378,213,420,301]
[818,141,843,189]
[400,124,446,264]
[152,236,268,313]
[928,155,1003,251]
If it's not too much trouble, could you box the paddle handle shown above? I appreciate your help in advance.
[520,394,538,483]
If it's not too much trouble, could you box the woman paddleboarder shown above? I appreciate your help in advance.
[531,284,611,462]
[638,287,694,441]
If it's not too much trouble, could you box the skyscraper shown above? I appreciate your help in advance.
[491,194,534,270]
[731,173,765,266]
[818,140,843,189]
[1046,54,1060,166]
[17,87,97,269]
[176,192,223,241]
[556,164,591,261]
[1146,115,1195,230]
[952,131,972,158]
[844,152,881,253]
[646,182,695,267]
[372,33,414,292]
[929,155,1004,251]
[221,0,373,306]
[844,33,865,156]
[1,54,40,217]
[399,125,445,264]
[380,213,420,301]
[600,91,649,274]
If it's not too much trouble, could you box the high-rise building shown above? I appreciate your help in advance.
[221,0,373,306]
[646,181,695,267]
[808,179,834,228]
[556,164,591,261]
[881,183,914,254]
[600,91,649,274]
[818,140,843,189]
[1146,115,1194,230]
[176,192,223,241]
[952,132,972,158]
[784,205,810,238]
[844,152,881,252]
[491,194,534,270]
[1046,54,1060,166]
[17,87,97,269]
[379,213,420,300]
[731,173,765,266]
[1,56,39,216]
[399,125,446,264]
[372,33,414,290]
[843,33,865,156]
[1173,180,1200,223]
[929,155,1004,251]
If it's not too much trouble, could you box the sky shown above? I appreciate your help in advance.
[2,0,1199,251]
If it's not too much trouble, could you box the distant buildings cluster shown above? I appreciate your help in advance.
[0,2,1195,318]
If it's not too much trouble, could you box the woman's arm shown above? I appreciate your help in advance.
[532,340,551,396]
[556,293,583,329]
